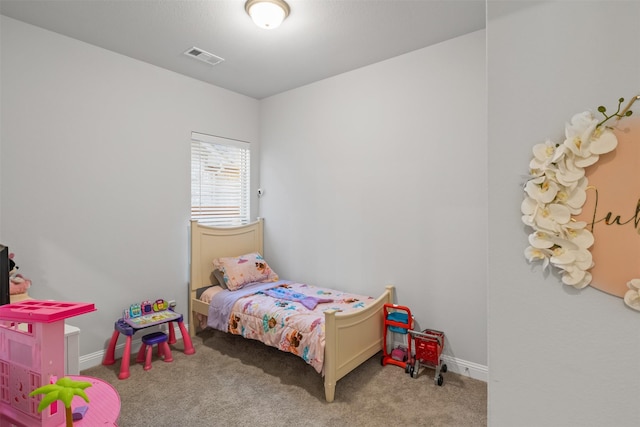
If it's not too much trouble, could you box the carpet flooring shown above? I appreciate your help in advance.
[82,328,487,426]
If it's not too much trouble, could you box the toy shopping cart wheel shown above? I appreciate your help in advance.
[408,329,447,386]
[381,304,413,370]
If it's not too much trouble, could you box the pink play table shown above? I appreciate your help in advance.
[102,310,195,379]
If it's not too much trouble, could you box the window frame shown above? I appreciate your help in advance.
[190,132,251,227]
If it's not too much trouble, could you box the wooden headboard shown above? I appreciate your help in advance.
[188,219,264,335]
[190,218,264,292]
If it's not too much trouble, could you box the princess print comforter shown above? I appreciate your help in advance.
[207,280,374,373]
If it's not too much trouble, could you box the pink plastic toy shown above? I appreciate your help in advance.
[103,302,194,380]
[0,300,96,427]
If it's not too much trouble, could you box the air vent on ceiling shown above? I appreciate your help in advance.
[184,47,225,66]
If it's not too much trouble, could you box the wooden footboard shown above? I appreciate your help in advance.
[323,285,394,402]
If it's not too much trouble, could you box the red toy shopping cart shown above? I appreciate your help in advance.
[407,329,448,386]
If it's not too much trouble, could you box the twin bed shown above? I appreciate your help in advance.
[188,219,394,402]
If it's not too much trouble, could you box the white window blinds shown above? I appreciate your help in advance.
[191,132,250,227]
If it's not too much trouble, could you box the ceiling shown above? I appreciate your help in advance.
[0,0,486,100]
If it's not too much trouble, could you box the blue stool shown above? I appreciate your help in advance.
[136,331,173,370]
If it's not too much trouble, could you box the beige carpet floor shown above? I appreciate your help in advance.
[82,328,487,426]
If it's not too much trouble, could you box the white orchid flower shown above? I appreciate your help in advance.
[530,203,571,233]
[528,231,554,249]
[544,238,593,288]
[562,111,618,168]
[530,140,559,170]
[524,246,551,270]
[624,290,640,311]
[555,188,586,214]
[553,177,587,214]
[520,191,571,234]
[563,222,594,250]
[561,265,592,289]
[548,239,592,265]
[521,197,539,227]
[589,126,618,155]
[550,244,577,265]
[563,112,601,166]
[554,153,585,188]
[525,176,559,204]
[550,143,567,163]
[571,247,594,271]
[553,248,593,288]
[566,111,597,132]
[624,279,640,311]
[627,279,640,291]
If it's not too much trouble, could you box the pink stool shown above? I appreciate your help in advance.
[136,331,173,370]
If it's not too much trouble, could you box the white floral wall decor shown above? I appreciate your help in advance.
[521,97,640,311]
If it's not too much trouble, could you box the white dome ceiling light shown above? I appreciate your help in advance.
[245,0,290,30]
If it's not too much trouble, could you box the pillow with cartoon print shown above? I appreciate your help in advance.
[212,252,279,291]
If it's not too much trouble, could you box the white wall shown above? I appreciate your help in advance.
[2,14,488,380]
[259,30,487,373]
[488,2,640,426]
[0,17,260,359]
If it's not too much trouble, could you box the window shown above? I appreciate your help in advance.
[191,132,250,227]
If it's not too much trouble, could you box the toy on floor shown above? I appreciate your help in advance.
[8,252,31,295]
[381,304,413,370]
[407,329,448,386]
[0,300,97,427]
[29,377,92,427]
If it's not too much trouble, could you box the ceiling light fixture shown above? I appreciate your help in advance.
[245,0,290,30]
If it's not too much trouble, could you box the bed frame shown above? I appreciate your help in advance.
[188,219,394,402]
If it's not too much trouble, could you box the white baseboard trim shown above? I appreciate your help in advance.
[80,325,488,383]
[440,355,487,382]
[80,349,109,371]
